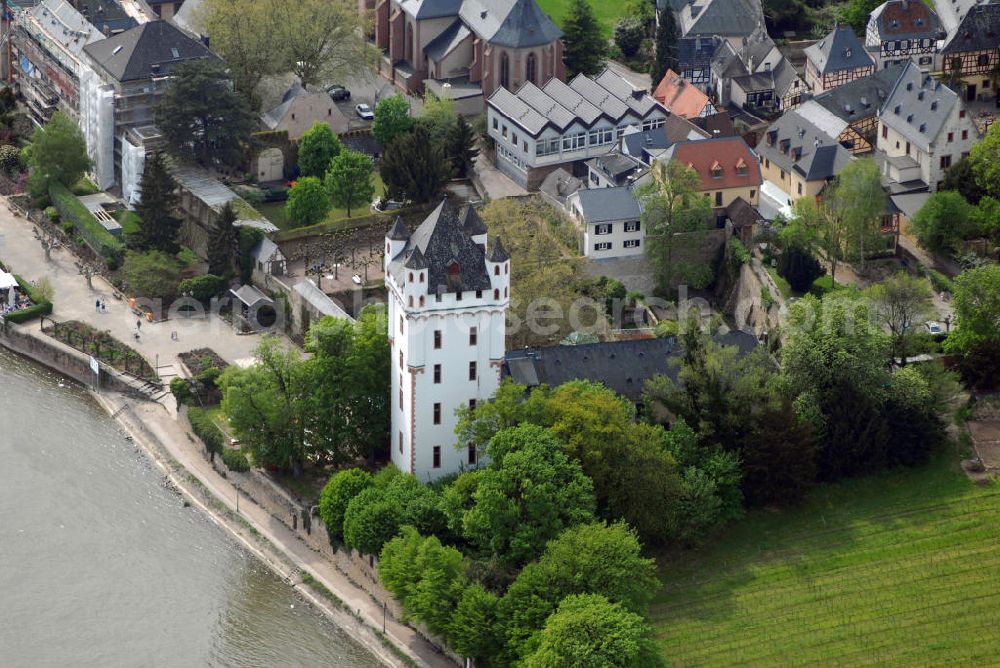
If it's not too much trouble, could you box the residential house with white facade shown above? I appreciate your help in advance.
[805,24,876,91]
[384,202,509,480]
[865,0,940,70]
[486,69,668,188]
[876,61,981,190]
[373,0,564,104]
[567,186,645,259]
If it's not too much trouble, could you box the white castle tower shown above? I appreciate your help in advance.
[384,201,510,480]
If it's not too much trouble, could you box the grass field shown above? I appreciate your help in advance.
[652,453,1000,665]
[536,0,627,38]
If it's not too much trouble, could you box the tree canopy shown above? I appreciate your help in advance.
[826,157,886,273]
[318,468,373,540]
[380,125,451,203]
[970,119,1000,196]
[561,0,605,77]
[324,149,375,217]
[285,176,331,227]
[651,9,680,85]
[25,110,90,198]
[155,59,254,168]
[133,152,181,254]
[911,190,974,256]
[371,95,413,146]
[865,272,934,365]
[297,122,343,178]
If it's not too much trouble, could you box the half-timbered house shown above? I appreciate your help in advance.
[865,0,940,70]
[805,24,876,92]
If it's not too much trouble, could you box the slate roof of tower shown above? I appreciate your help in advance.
[84,19,218,82]
[486,236,510,262]
[941,2,1000,53]
[805,24,874,73]
[460,0,562,48]
[388,201,491,293]
[387,216,410,240]
[461,206,488,236]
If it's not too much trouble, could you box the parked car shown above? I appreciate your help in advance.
[924,321,943,335]
[327,84,350,101]
[355,103,374,120]
[372,197,405,212]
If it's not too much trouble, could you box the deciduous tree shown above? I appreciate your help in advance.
[285,176,331,227]
[324,149,375,217]
[319,468,373,539]
[276,0,376,88]
[371,94,413,146]
[944,264,1000,389]
[297,122,343,178]
[614,17,645,57]
[525,594,661,668]
[500,521,657,661]
[639,160,714,292]
[156,59,254,168]
[742,400,817,506]
[562,0,605,77]
[911,190,974,256]
[864,271,933,365]
[461,425,596,568]
[826,157,885,274]
[970,120,1000,196]
[24,110,90,197]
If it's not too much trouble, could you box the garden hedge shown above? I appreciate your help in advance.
[49,182,123,263]
[188,406,224,455]
[3,274,52,323]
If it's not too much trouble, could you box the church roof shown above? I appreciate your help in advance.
[460,0,562,48]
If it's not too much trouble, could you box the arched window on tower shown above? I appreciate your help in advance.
[408,295,413,307]
[494,265,500,276]
[500,52,510,90]
[419,296,425,306]
[526,52,537,85]
[494,288,499,299]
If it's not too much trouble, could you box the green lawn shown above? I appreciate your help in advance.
[652,453,1000,665]
[258,175,385,230]
[536,0,628,38]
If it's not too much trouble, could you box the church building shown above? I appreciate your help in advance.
[384,201,510,480]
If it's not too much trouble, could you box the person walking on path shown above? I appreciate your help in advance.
[136,318,142,331]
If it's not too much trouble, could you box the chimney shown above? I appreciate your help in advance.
[902,0,909,9]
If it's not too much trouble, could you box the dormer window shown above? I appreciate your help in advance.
[735,157,747,176]
[894,104,901,115]
[711,161,723,179]
[448,261,460,275]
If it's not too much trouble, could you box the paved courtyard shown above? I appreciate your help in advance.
[0,200,278,380]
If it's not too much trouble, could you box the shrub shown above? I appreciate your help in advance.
[170,377,194,406]
[319,468,374,540]
[43,206,59,221]
[49,183,123,262]
[222,448,250,472]
[614,17,645,57]
[654,319,678,338]
[178,274,228,303]
[4,302,52,323]
[926,269,954,294]
[188,406,224,455]
[778,245,824,292]
[730,237,751,265]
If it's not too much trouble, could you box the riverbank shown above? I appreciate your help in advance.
[0,197,452,668]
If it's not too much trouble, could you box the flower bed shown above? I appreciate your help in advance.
[178,348,228,375]
[43,320,156,379]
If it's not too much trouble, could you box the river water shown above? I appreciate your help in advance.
[0,349,381,667]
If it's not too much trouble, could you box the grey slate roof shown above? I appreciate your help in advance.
[73,0,136,35]
[489,70,667,138]
[486,236,510,262]
[756,109,853,181]
[941,2,1000,53]
[811,63,904,122]
[504,330,759,401]
[573,186,642,223]
[425,18,472,62]
[27,0,104,58]
[461,206,488,236]
[399,0,463,20]
[84,19,217,83]
[293,279,354,321]
[388,200,492,294]
[680,0,764,37]
[387,217,410,240]
[805,24,874,74]
[678,36,718,74]
[460,0,562,48]
[878,61,962,151]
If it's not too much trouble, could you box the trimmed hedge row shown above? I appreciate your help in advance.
[49,182,123,262]
[188,406,224,455]
[222,448,250,472]
[3,274,52,323]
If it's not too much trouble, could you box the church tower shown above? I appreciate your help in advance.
[384,202,510,480]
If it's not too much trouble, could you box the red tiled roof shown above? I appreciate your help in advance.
[878,0,937,36]
[653,69,714,119]
[667,136,762,191]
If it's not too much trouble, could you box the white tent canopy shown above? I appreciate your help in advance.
[0,271,19,290]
